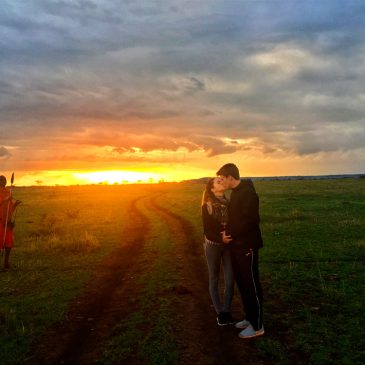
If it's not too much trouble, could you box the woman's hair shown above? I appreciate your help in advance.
[201,178,216,206]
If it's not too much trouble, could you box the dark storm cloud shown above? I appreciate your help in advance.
[295,127,365,155]
[1,0,365,169]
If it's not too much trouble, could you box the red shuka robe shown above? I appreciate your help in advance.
[0,187,16,248]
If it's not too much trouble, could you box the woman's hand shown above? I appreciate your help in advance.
[221,231,232,244]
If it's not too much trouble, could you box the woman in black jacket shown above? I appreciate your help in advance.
[201,177,234,326]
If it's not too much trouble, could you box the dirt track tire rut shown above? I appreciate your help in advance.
[22,191,271,365]
[22,196,150,365]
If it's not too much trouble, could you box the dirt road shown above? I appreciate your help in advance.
[22,193,269,365]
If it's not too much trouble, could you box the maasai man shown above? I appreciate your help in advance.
[0,175,21,271]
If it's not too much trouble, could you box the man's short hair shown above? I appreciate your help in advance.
[216,163,240,180]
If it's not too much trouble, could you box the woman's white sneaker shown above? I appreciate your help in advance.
[238,324,265,339]
[235,319,250,329]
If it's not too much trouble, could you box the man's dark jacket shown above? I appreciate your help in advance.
[227,179,263,250]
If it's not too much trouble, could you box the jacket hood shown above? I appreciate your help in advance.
[233,179,255,192]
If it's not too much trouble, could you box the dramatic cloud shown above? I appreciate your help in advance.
[0,0,364,184]
[0,146,11,159]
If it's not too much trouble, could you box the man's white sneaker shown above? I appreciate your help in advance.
[238,324,265,339]
[235,319,250,329]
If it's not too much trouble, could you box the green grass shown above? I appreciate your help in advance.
[1,180,364,364]
[0,185,148,365]
[159,179,365,364]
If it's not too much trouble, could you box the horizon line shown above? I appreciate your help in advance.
[10,172,365,188]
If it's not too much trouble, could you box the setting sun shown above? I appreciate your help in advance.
[73,170,163,185]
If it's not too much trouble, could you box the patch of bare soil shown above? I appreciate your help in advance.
[22,196,150,365]
[149,197,271,365]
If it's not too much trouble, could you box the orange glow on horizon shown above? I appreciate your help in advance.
[8,167,209,186]
[73,170,163,185]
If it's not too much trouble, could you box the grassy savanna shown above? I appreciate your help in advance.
[159,179,365,364]
[0,185,150,364]
[0,179,364,364]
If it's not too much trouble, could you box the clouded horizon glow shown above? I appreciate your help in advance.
[1,0,364,185]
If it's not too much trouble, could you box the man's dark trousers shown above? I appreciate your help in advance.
[230,247,263,330]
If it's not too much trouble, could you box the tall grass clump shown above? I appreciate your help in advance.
[27,212,100,253]
[45,230,100,253]
[35,213,63,236]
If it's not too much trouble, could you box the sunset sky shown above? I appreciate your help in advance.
[1,0,365,185]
